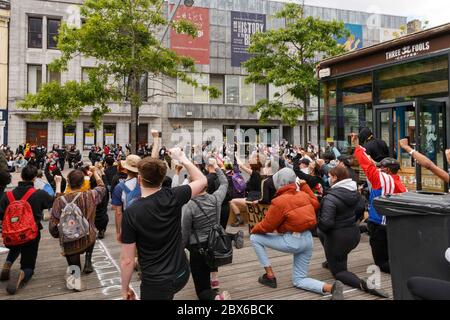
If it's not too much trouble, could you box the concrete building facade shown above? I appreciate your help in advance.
[7,0,407,151]
[0,0,10,145]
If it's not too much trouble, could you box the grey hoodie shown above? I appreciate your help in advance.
[181,168,228,247]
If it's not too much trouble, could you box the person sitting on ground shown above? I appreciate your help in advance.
[14,154,28,173]
[249,168,344,300]
[181,159,232,300]
[229,153,264,227]
[49,166,106,291]
[352,133,407,274]
[119,148,207,300]
[0,165,54,295]
[318,166,389,298]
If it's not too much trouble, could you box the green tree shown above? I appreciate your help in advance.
[19,0,219,152]
[244,3,348,146]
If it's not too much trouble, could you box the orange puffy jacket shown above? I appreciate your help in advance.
[251,183,319,234]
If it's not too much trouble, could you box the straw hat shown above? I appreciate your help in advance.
[121,155,141,173]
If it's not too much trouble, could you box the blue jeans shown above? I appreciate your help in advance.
[250,231,325,295]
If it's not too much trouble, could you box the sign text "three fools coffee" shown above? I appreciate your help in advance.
[386,41,431,61]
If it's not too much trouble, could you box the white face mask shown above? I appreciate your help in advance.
[301,167,310,175]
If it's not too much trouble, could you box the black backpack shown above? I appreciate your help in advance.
[191,197,233,269]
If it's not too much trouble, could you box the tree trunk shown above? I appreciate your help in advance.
[303,96,308,147]
[129,72,140,154]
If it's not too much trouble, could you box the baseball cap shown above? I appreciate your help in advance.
[377,157,400,171]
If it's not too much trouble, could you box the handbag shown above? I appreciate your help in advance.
[191,197,233,269]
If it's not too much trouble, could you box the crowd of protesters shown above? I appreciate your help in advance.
[0,126,449,300]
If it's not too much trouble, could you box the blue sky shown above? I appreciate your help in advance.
[280,0,450,27]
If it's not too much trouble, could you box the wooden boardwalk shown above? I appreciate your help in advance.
[0,209,392,300]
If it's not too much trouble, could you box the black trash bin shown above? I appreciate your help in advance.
[373,191,450,300]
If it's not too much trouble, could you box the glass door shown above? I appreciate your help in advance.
[375,100,447,192]
[417,99,447,192]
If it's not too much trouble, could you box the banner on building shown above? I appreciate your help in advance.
[231,11,266,67]
[105,133,115,145]
[170,5,210,65]
[85,132,95,145]
[64,133,75,145]
[337,23,364,51]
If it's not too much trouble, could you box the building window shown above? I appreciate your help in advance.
[140,73,148,102]
[122,74,149,101]
[27,65,43,94]
[210,75,224,104]
[26,122,48,147]
[47,18,61,49]
[28,17,43,48]
[103,123,116,146]
[255,84,268,102]
[226,75,240,104]
[63,124,76,146]
[269,84,297,105]
[81,67,95,82]
[177,73,210,103]
[83,123,96,150]
[47,67,61,84]
[178,79,194,103]
[240,78,255,105]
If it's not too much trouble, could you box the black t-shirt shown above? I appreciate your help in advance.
[121,185,192,284]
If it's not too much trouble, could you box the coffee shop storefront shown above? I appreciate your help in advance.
[317,23,450,192]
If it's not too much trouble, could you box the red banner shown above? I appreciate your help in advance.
[170,5,210,65]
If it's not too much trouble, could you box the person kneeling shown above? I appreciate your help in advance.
[250,168,344,299]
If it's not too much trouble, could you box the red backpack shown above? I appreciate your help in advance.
[2,188,38,246]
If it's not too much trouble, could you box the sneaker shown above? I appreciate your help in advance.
[98,230,105,239]
[331,280,344,300]
[211,279,220,290]
[6,270,25,295]
[65,272,85,292]
[215,290,231,300]
[234,230,244,249]
[231,215,243,227]
[0,262,12,281]
[322,261,329,269]
[258,274,277,289]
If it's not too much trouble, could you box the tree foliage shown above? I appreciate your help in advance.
[19,0,219,150]
[244,3,349,128]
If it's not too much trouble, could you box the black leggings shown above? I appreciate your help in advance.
[367,222,390,273]
[407,277,450,300]
[319,226,362,289]
[6,232,41,282]
[65,243,95,269]
[188,244,219,300]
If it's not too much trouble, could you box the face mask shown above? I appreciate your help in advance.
[301,167,310,175]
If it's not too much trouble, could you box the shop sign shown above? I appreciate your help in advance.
[385,41,431,61]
